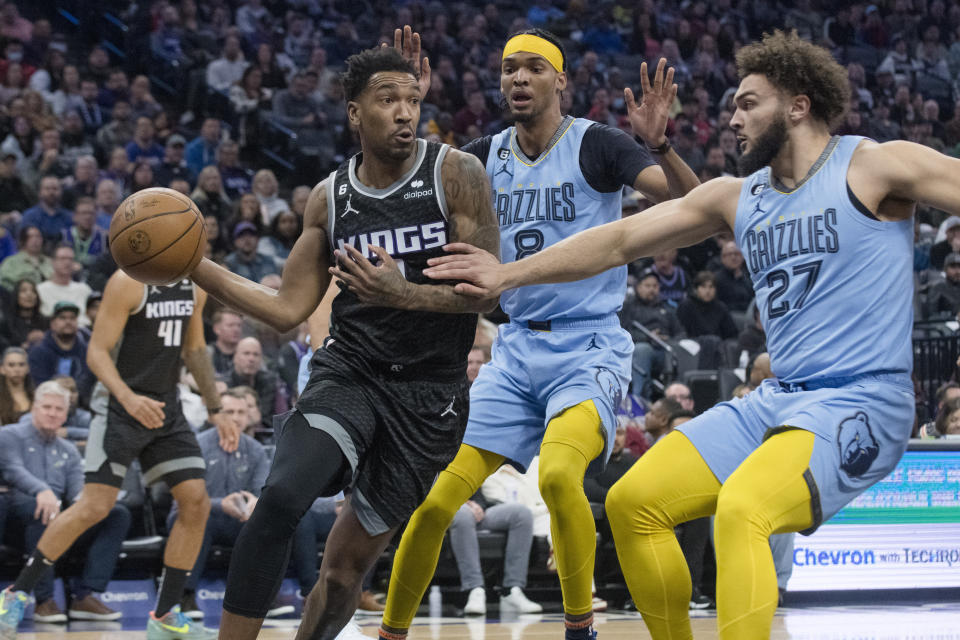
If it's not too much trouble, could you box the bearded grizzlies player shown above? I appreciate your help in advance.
[181,48,498,640]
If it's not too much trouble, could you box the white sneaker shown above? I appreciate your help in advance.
[463,587,486,615]
[499,587,542,614]
[334,618,369,640]
[591,595,608,612]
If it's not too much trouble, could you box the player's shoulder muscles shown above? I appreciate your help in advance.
[303,176,331,238]
[103,269,147,315]
[441,148,500,258]
[850,138,960,216]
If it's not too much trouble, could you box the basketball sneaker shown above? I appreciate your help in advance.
[0,588,27,640]
[335,618,370,640]
[146,605,216,639]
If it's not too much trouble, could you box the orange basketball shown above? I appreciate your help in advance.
[109,187,207,285]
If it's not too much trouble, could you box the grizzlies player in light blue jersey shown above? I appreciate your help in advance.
[423,30,958,640]
[376,27,699,640]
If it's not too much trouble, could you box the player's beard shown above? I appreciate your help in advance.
[737,114,788,176]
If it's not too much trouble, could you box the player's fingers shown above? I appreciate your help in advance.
[423,261,472,277]
[343,244,374,271]
[404,25,413,57]
[654,58,667,93]
[394,28,402,52]
[664,66,675,92]
[411,29,421,59]
[422,55,430,77]
[367,245,395,266]
[639,61,652,95]
[442,242,481,254]
[624,87,637,112]
[670,83,678,102]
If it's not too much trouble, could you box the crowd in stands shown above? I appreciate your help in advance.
[1,0,960,620]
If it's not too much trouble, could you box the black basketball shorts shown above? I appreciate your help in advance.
[295,348,470,536]
[84,393,206,489]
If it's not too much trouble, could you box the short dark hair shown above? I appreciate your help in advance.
[936,382,960,406]
[935,396,960,436]
[510,28,567,71]
[693,270,716,287]
[668,409,696,427]
[736,30,850,129]
[341,47,417,102]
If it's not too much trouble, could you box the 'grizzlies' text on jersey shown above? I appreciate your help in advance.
[116,279,196,395]
[324,139,477,373]
[486,117,626,322]
[734,135,913,382]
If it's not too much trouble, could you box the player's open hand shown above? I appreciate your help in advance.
[212,412,239,453]
[329,244,413,308]
[626,58,677,147]
[389,25,431,99]
[121,392,166,430]
[423,243,505,298]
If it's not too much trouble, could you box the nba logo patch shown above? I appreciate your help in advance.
[497,148,510,160]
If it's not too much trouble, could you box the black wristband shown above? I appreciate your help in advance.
[645,138,671,155]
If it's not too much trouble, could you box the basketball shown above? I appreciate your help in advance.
[109,187,207,285]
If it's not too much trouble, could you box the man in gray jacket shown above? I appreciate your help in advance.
[0,381,131,623]
[169,388,273,620]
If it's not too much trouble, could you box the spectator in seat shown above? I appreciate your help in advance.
[153,134,195,189]
[93,178,121,229]
[712,241,753,312]
[229,67,272,157]
[126,160,156,194]
[919,382,960,438]
[224,221,280,283]
[677,271,738,340]
[127,75,162,122]
[450,471,543,616]
[737,303,767,361]
[124,116,164,167]
[73,77,106,137]
[217,140,253,201]
[27,301,91,390]
[224,337,279,425]
[0,150,34,228]
[170,388,274,620]
[620,269,684,399]
[207,309,243,376]
[651,249,688,305]
[642,397,683,445]
[21,176,72,247]
[24,128,72,190]
[95,101,134,157]
[931,217,960,270]
[664,382,695,414]
[257,210,300,267]
[250,169,287,225]
[0,381,131,622]
[934,397,960,437]
[62,156,99,210]
[453,90,492,136]
[37,245,92,324]
[50,374,91,441]
[185,118,221,176]
[0,227,53,291]
[0,279,48,349]
[466,345,490,384]
[271,72,330,155]
[205,34,247,93]
[927,252,960,318]
[0,346,33,425]
[190,166,231,224]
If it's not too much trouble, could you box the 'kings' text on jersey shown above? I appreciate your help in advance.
[324,139,476,374]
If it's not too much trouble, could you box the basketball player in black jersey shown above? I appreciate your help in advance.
[1,271,234,639]
[188,47,499,640]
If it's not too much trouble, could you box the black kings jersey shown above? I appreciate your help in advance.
[324,139,477,374]
[115,279,195,396]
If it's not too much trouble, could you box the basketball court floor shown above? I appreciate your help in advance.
[10,604,960,639]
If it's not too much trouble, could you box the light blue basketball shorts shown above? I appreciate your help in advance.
[464,315,633,473]
[677,371,915,533]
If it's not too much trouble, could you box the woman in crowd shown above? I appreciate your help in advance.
[935,397,960,437]
[99,146,130,194]
[229,66,272,156]
[253,43,289,90]
[0,346,33,425]
[230,192,264,235]
[0,279,48,349]
[258,209,301,267]
[0,115,37,168]
[191,165,232,223]
[204,214,231,263]
[46,63,81,116]
[0,61,27,104]
[21,89,58,132]
[251,168,287,224]
[127,160,156,193]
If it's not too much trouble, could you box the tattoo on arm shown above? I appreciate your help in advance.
[183,347,220,410]
[400,150,500,313]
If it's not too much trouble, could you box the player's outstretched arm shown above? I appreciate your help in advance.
[191,181,332,332]
[88,271,167,429]
[425,177,739,297]
[855,140,960,218]
[330,150,500,313]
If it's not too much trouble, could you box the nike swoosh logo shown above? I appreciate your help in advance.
[160,621,190,633]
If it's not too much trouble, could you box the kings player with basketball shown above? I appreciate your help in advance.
[376,27,698,640]
[421,31,952,639]
[0,271,234,640]
[122,47,499,640]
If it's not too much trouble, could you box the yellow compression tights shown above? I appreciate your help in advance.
[538,400,606,618]
[382,444,505,630]
[605,428,815,640]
